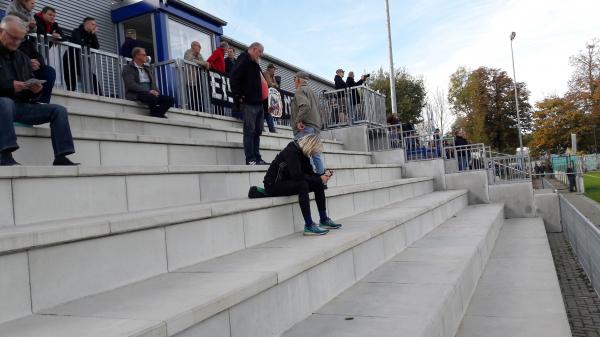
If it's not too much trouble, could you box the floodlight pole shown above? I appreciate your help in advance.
[385,0,398,116]
[510,32,524,157]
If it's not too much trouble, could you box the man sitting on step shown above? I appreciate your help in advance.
[0,15,77,166]
[122,47,174,118]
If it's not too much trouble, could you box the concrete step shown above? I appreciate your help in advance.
[282,203,505,337]
[51,89,296,137]
[61,105,344,150]
[0,164,403,227]
[0,178,438,324]
[0,177,431,253]
[455,218,572,337]
[0,189,469,337]
[12,127,371,167]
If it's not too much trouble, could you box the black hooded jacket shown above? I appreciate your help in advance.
[263,141,321,187]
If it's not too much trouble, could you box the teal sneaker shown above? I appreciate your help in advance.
[304,223,329,236]
[319,218,342,230]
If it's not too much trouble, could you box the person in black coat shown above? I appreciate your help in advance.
[34,7,65,42]
[454,130,470,171]
[345,71,366,120]
[120,29,141,58]
[230,42,266,165]
[62,17,101,94]
[225,47,236,74]
[262,134,341,235]
[334,68,347,90]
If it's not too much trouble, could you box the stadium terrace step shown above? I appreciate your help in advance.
[0,164,403,227]
[455,218,572,337]
[50,89,296,137]
[282,203,505,337]
[12,127,372,166]
[61,106,343,150]
[0,190,469,337]
[0,177,433,253]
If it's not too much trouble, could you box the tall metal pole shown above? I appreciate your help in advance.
[510,32,524,157]
[385,0,398,116]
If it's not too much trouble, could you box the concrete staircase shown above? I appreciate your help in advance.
[0,91,569,337]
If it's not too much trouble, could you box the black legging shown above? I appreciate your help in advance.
[265,178,326,224]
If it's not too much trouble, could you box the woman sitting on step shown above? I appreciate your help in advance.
[257,134,341,236]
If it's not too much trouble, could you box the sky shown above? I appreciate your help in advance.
[190,0,600,105]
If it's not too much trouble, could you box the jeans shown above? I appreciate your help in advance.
[265,112,276,133]
[0,97,75,157]
[265,178,326,226]
[137,92,174,118]
[242,104,264,163]
[458,156,469,171]
[34,65,56,104]
[294,126,325,175]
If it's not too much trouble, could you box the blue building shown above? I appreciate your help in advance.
[0,0,334,93]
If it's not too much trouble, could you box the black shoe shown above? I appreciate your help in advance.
[257,159,270,165]
[0,153,20,166]
[246,161,257,165]
[53,156,79,166]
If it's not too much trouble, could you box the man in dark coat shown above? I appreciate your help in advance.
[120,29,141,58]
[122,47,174,118]
[34,6,65,41]
[0,15,76,166]
[230,42,267,165]
[63,17,101,93]
[334,68,347,90]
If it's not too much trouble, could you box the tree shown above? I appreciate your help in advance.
[447,66,532,153]
[529,96,591,156]
[370,67,427,125]
[568,39,600,117]
[424,87,449,133]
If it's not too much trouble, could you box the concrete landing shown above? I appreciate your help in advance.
[455,218,572,337]
[282,204,504,337]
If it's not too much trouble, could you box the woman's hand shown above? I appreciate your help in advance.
[320,174,330,184]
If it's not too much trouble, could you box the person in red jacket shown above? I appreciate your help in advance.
[207,41,229,73]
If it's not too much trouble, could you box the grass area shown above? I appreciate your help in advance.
[584,171,600,203]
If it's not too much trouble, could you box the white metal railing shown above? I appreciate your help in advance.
[442,143,487,170]
[488,155,531,184]
[320,86,386,130]
[368,124,403,152]
[402,130,445,161]
[30,34,362,129]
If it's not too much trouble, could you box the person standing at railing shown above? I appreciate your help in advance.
[230,42,268,165]
[0,15,77,166]
[63,17,100,94]
[122,47,174,119]
[291,71,326,177]
[5,0,36,33]
[346,71,366,122]
[225,47,236,74]
[119,29,141,58]
[34,6,64,42]
[262,63,279,133]
[454,130,470,171]
[184,41,210,69]
[207,41,228,73]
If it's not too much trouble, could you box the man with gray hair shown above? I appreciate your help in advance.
[0,15,77,166]
[122,47,174,118]
[230,42,267,165]
[184,41,210,69]
[292,71,325,176]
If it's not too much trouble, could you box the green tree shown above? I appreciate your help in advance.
[529,96,591,156]
[447,66,532,153]
[370,67,426,125]
[568,39,600,117]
